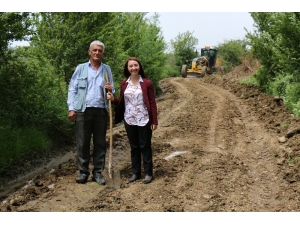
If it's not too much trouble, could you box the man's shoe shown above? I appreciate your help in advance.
[128,174,141,183]
[92,174,106,185]
[143,175,153,184]
[76,173,88,184]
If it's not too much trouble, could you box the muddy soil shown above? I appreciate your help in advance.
[2,61,300,213]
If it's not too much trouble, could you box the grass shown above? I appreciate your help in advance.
[0,126,50,173]
[239,75,259,86]
[286,156,300,165]
[64,162,70,169]
[280,122,287,128]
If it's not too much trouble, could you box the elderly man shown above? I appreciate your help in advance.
[67,40,114,185]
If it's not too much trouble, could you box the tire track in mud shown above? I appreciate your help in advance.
[158,77,284,211]
[155,78,192,129]
[226,91,283,210]
[197,81,283,211]
[171,78,244,211]
[155,77,220,210]
[153,78,205,205]
[152,77,194,149]
[196,84,229,155]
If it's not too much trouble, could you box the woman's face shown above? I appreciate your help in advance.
[127,60,140,76]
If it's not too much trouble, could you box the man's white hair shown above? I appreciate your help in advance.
[89,40,105,52]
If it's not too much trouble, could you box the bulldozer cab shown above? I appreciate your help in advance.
[201,47,217,69]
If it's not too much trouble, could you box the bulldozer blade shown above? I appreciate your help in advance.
[187,73,204,78]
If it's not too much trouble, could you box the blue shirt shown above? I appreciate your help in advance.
[67,61,115,111]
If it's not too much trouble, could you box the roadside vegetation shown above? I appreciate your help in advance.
[246,12,300,117]
[1,12,300,175]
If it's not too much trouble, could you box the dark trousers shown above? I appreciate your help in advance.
[75,107,108,176]
[124,120,153,176]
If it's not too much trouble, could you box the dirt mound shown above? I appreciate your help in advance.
[2,61,300,212]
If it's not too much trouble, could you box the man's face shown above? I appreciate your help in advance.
[88,44,104,62]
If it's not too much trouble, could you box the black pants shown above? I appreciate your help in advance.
[76,107,108,176]
[124,120,153,176]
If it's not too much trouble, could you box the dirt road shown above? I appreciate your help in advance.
[2,69,300,212]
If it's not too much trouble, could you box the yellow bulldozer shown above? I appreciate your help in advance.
[181,46,224,78]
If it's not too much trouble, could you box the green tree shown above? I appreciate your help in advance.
[0,12,32,59]
[0,11,168,172]
[31,12,127,84]
[216,39,248,72]
[247,13,300,88]
[169,31,198,72]
[31,12,167,91]
[247,12,300,115]
[0,43,74,171]
[120,12,167,89]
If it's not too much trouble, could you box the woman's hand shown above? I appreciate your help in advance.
[107,92,114,101]
[151,124,157,131]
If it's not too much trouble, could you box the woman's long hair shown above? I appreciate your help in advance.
[123,57,147,79]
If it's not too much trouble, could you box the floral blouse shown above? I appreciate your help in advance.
[124,75,149,126]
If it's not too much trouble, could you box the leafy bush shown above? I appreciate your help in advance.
[162,66,180,78]
[0,126,50,172]
[267,72,293,97]
[216,39,248,73]
[169,31,198,72]
[284,83,300,116]
[8,47,72,139]
[247,12,300,115]
[239,75,260,86]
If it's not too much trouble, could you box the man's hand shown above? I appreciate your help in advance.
[104,82,113,92]
[68,110,77,122]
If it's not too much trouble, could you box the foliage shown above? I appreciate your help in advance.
[286,156,300,165]
[266,72,293,97]
[0,46,72,170]
[247,12,300,115]
[247,13,300,86]
[1,47,68,129]
[216,39,249,73]
[0,12,32,59]
[0,12,54,171]
[163,53,180,77]
[0,12,169,172]
[30,12,167,93]
[117,13,167,90]
[284,83,300,116]
[169,31,198,73]
[0,126,50,173]
[239,75,260,86]
[31,12,127,84]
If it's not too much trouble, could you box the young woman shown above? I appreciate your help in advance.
[107,57,158,184]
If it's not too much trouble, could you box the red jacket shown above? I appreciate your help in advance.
[112,78,158,125]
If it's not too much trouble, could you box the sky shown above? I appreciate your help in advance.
[11,12,255,50]
[146,12,254,52]
[12,12,254,46]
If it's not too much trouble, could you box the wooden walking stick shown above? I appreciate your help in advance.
[105,72,113,179]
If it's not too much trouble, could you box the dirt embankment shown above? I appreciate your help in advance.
[2,61,300,212]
